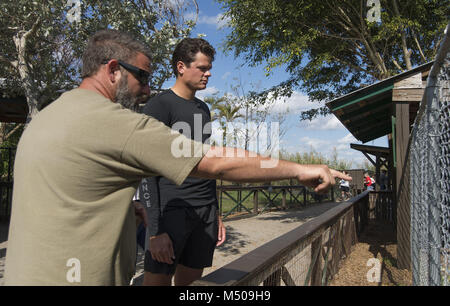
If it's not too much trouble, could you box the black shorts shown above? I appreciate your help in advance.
[144,205,218,275]
[340,186,350,192]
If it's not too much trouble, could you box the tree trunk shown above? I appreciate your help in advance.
[13,18,41,123]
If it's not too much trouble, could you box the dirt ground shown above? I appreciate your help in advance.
[329,221,412,286]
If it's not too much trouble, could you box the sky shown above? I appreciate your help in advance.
[163,1,388,168]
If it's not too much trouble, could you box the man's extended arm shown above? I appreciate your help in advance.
[191,147,351,193]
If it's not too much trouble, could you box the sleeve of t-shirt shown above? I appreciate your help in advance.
[121,114,210,186]
[138,177,163,236]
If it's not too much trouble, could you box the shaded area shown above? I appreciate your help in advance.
[329,221,412,286]
[215,226,251,256]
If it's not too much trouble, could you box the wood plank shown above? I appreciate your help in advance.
[281,266,296,286]
[394,72,422,89]
[392,88,425,102]
[395,102,411,270]
[310,234,323,286]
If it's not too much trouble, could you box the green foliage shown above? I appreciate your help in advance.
[0,0,198,118]
[217,0,449,120]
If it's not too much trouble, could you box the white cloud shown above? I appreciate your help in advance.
[299,136,328,150]
[302,115,345,131]
[197,13,230,29]
[221,71,231,80]
[268,91,313,114]
[196,86,219,100]
[338,133,358,144]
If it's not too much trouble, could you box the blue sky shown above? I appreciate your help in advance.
[163,1,388,167]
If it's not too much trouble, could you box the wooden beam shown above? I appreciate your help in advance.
[362,152,376,166]
[392,88,425,102]
[393,72,424,102]
[395,102,411,270]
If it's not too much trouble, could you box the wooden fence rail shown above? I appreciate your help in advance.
[194,191,369,286]
[217,185,335,219]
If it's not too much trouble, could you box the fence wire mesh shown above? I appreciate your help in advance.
[410,27,449,286]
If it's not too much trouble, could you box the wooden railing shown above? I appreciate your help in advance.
[217,184,335,219]
[368,191,395,226]
[194,191,369,286]
[0,147,15,221]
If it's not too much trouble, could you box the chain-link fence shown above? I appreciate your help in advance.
[410,25,449,286]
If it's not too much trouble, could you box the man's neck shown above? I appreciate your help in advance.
[79,77,115,102]
[171,80,196,100]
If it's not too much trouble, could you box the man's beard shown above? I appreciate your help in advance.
[115,75,149,112]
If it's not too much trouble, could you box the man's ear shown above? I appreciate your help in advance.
[106,60,121,83]
[176,61,185,76]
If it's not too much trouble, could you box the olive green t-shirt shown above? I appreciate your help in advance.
[4,88,208,285]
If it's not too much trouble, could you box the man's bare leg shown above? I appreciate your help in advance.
[174,264,203,286]
[143,271,173,286]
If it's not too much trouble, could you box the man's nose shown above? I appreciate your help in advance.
[204,70,212,77]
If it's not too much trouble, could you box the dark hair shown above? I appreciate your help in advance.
[81,29,152,78]
[171,38,215,77]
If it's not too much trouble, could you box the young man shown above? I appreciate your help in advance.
[4,30,350,286]
[141,38,223,286]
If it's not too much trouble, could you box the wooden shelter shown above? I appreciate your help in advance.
[326,62,433,270]
[0,93,28,123]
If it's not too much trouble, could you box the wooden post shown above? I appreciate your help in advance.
[253,190,259,214]
[310,234,323,286]
[263,268,282,286]
[395,101,411,269]
[282,189,286,210]
[392,72,422,270]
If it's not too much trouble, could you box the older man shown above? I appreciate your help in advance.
[4,29,350,285]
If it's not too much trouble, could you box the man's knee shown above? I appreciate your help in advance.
[143,271,173,286]
[174,264,203,286]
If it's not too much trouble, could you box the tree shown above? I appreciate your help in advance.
[0,0,199,123]
[217,0,448,120]
[205,94,243,147]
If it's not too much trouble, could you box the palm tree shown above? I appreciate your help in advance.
[204,94,243,147]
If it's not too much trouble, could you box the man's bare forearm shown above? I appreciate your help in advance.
[190,146,351,193]
[191,147,300,182]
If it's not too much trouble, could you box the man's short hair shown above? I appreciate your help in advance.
[81,29,152,78]
[171,38,215,77]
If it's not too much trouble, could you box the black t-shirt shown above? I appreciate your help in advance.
[142,89,217,235]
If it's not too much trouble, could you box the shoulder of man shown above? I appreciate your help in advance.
[144,90,171,108]
[194,97,211,113]
[142,90,174,122]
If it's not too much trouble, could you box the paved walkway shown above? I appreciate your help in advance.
[0,201,340,286]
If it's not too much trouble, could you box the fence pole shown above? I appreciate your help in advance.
[253,190,259,214]
[310,234,323,286]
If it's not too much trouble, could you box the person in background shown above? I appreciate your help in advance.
[339,171,351,201]
[364,173,374,191]
[379,169,388,190]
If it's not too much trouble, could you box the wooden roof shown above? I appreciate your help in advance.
[326,62,433,143]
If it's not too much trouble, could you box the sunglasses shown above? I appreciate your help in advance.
[103,59,151,85]
[118,60,151,86]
